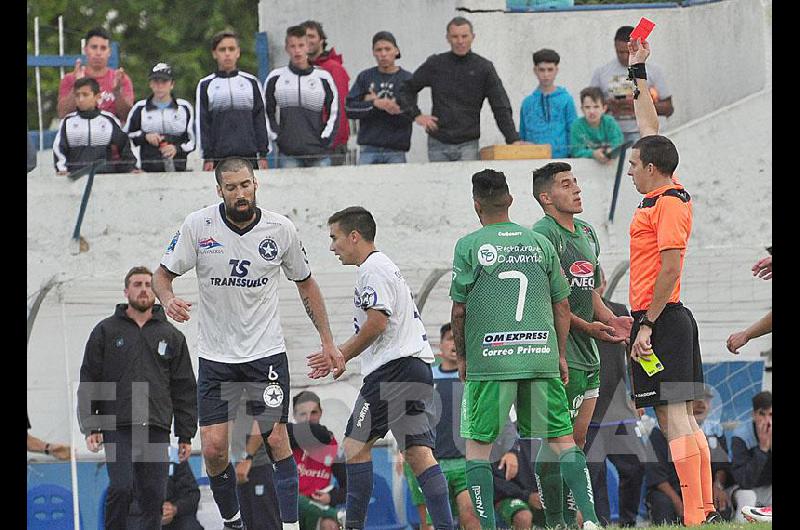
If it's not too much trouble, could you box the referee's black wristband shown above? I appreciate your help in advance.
[44,443,51,455]
[628,63,647,80]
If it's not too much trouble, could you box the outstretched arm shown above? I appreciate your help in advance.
[628,39,659,138]
[297,277,344,377]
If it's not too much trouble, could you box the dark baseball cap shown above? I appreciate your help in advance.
[372,31,401,59]
[149,62,174,81]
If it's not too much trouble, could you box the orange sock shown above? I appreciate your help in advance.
[668,434,705,526]
[693,429,715,515]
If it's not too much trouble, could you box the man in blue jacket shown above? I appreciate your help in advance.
[519,49,577,159]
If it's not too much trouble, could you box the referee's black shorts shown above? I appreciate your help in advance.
[630,302,704,408]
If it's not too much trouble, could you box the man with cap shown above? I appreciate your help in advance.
[124,62,196,172]
[345,31,413,165]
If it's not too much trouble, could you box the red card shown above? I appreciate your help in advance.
[629,17,655,42]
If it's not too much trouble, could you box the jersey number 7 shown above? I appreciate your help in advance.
[498,270,528,322]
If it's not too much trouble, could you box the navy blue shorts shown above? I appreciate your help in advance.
[345,356,435,451]
[197,353,290,430]
[630,303,705,408]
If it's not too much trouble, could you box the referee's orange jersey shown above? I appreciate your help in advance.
[629,182,692,312]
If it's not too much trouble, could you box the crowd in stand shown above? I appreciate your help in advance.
[48,20,675,174]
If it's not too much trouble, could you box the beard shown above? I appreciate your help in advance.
[129,295,155,312]
[225,197,257,223]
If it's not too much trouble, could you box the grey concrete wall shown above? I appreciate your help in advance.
[258,0,767,164]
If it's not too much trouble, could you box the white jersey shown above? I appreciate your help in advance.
[161,203,311,363]
[354,251,434,377]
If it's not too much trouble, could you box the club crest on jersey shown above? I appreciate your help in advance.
[478,244,497,266]
[263,383,284,408]
[259,238,279,261]
[166,231,180,254]
[357,286,378,309]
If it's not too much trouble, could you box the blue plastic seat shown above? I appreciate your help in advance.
[27,483,82,530]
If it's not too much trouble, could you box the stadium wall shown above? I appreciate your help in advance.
[258,0,769,163]
[27,86,770,454]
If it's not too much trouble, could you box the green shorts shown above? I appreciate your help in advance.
[298,494,339,530]
[564,367,601,422]
[461,378,573,442]
[496,497,531,527]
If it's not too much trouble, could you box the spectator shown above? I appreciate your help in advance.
[727,250,772,354]
[345,31,413,165]
[288,391,346,530]
[27,412,71,461]
[57,27,134,123]
[590,25,673,144]
[584,267,647,528]
[53,77,136,175]
[27,134,37,173]
[730,391,772,522]
[397,16,521,162]
[230,394,281,530]
[693,387,735,521]
[159,448,203,530]
[124,62,195,172]
[77,266,197,530]
[519,48,577,159]
[644,425,683,525]
[570,86,624,164]
[492,436,547,530]
[302,20,351,166]
[265,25,339,169]
[196,30,269,171]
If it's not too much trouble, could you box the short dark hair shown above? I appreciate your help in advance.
[440,323,452,339]
[286,25,307,41]
[214,157,254,185]
[580,86,605,106]
[632,135,679,176]
[301,20,327,51]
[615,26,634,42]
[85,27,110,43]
[211,30,239,50]
[328,206,377,242]
[446,16,473,34]
[752,390,772,411]
[124,266,152,288]
[472,169,511,212]
[293,390,322,410]
[74,77,100,95]
[533,48,560,66]
[531,162,572,206]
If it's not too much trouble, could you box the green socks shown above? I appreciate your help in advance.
[535,442,564,527]
[465,460,496,529]
[558,446,599,525]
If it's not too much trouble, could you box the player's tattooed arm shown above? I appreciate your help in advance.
[296,277,335,344]
[451,302,467,382]
[552,298,571,385]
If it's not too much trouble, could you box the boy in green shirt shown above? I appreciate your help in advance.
[570,87,624,164]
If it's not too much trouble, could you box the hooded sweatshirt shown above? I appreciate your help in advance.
[311,48,351,149]
[519,86,577,158]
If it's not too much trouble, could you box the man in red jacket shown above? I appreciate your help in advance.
[302,20,351,165]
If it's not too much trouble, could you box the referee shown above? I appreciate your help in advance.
[625,39,718,526]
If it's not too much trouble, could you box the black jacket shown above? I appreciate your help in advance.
[195,69,269,161]
[77,304,197,442]
[124,95,195,172]
[166,460,201,518]
[397,51,519,145]
[53,108,136,174]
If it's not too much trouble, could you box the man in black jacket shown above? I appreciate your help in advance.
[397,16,521,162]
[161,456,203,529]
[77,266,197,530]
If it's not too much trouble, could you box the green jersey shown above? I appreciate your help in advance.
[450,221,570,381]
[533,215,602,370]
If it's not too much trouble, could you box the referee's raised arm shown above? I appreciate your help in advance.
[628,38,659,138]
